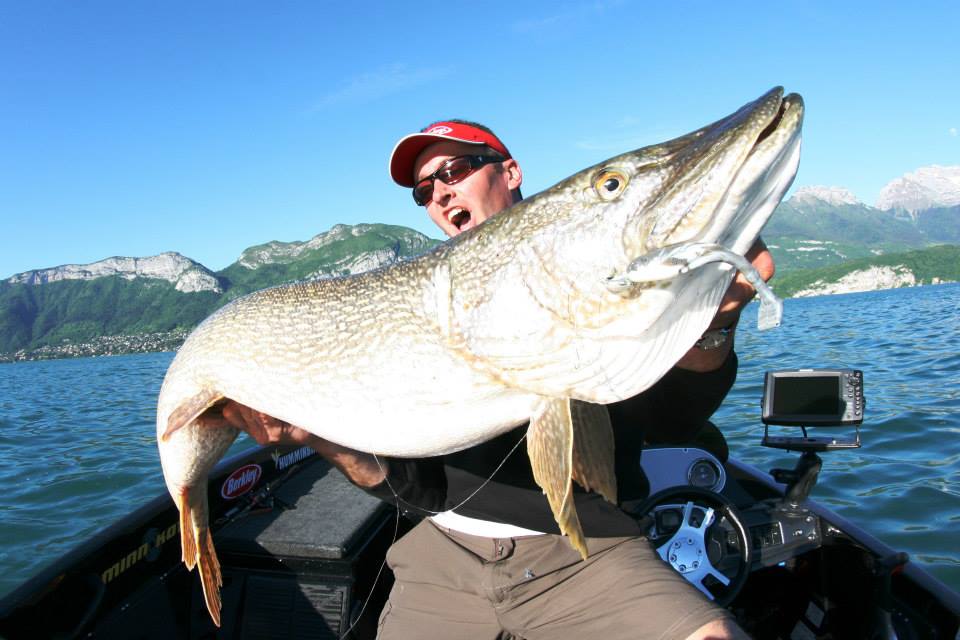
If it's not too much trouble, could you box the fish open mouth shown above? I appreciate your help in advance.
[707,91,804,254]
[644,88,804,255]
[756,96,789,146]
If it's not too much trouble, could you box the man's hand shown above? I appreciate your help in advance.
[676,238,774,372]
[708,238,775,331]
[221,401,318,447]
[218,401,387,488]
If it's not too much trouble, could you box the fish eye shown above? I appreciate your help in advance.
[594,170,628,200]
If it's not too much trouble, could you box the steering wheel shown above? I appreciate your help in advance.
[636,486,751,607]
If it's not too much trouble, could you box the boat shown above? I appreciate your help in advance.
[2,370,959,639]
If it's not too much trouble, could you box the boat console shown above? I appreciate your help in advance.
[635,368,955,638]
[639,369,865,590]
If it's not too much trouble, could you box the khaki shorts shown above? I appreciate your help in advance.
[376,519,733,639]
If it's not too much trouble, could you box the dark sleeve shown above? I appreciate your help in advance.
[360,456,448,516]
[607,350,738,443]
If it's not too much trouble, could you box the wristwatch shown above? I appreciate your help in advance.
[695,324,734,350]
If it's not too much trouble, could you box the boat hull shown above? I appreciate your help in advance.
[2,445,958,639]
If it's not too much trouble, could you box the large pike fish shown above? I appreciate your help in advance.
[158,86,803,625]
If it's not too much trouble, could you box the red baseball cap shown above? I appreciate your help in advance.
[389,121,512,187]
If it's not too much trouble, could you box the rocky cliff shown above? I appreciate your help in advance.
[7,252,222,293]
[791,265,918,297]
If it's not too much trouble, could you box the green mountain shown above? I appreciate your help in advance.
[762,197,950,272]
[0,277,220,354]
[916,205,960,244]
[218,223,436,301]
[1,224,438,359]
[760,194,958,296]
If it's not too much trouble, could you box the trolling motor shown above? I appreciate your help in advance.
[760,369,864,510]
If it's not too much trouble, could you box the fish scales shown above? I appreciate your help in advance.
[161,260,539,456]
[158,87,805,626]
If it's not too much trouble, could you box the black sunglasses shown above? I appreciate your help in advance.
[412,154,505,206]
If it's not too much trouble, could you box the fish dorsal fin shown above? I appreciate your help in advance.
[162,388,225,442]
[569,400,617,505]
[529,397,612,560]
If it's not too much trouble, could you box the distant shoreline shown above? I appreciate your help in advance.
[0,329,188,364]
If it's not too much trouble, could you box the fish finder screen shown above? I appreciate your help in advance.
[772,376,841,416]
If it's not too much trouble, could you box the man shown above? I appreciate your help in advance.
[223,121,772,639]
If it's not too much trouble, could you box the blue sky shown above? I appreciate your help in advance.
[1,1,957,278]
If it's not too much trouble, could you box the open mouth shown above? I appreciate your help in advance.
[702,92,804,253]
[756,97,789,146]
[646,90,803,253]
[449,208,471,230]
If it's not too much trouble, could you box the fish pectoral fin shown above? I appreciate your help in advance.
[569,400,617,505]
[527,398,588,560]
[162,388,226,442]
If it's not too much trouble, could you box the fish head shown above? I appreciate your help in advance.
[475,87,803,301]
[442,88,804,402]
[590,86,804,262]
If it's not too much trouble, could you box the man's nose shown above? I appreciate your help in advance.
[431,178,455,203]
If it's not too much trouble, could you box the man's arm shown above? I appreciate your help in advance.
[219,402,386,488]
[217,403,448,513]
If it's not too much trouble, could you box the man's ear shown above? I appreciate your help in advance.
[502,158,523,191]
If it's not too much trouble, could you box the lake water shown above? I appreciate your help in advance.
[0,283,958,599]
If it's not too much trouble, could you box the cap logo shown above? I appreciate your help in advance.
[426,125,453,135]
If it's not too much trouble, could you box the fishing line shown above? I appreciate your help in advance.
[340,429,527,637]
[373,429,528,515]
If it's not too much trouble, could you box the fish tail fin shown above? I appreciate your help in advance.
[197,528,223,627]
[177,490,198,571]
[161,388,225,442]
[178,485,223,627]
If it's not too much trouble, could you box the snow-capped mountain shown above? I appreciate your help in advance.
[876,165,960,214]
[789,186,861,208]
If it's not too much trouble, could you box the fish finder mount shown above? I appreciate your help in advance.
[760,369,865,509]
